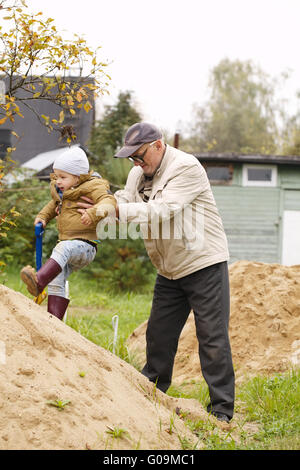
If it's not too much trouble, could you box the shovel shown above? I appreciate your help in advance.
[34,222,47,305]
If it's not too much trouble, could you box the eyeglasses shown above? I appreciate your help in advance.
[128,141,157,163]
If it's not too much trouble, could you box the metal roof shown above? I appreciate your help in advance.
[195,153,300,165]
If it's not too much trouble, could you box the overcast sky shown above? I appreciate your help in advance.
[26,0,300,137]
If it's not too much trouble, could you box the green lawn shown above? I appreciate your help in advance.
[1,265,299,450]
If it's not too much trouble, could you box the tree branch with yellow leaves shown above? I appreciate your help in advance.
[0,0,110,140]
[0,0,111,251]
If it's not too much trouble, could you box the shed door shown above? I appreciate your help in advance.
[282,210,300,265]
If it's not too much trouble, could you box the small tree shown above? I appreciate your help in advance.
[0,0,110,140]
[280,93,300,156]
[0,0,110,262]
[282,125,300,156]
[89,91,141,186]
[0,155,21,269]
[185,59,282,154]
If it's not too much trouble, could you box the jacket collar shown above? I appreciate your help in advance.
[49,171,94,200]
[155,144,173,178]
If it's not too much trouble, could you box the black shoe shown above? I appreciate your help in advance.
[211,412,230,423]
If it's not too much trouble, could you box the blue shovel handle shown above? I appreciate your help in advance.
[35,222,44,271]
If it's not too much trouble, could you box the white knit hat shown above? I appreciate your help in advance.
[53,146,89,176]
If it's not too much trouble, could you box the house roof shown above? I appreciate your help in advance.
[1,75,95,165]
[195,153,300,165]
[21,145,80,173]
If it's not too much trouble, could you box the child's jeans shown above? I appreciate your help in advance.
[48,240,97,298]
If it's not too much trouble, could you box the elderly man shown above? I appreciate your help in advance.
[113,122,235,423]
[79,122,235,422]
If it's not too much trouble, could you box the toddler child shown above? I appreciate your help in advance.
[21,146,116,320]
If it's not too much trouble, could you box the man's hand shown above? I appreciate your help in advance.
[77,196,94,211]
[77,195,119,221]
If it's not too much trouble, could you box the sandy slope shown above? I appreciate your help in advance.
[0,284,208,450]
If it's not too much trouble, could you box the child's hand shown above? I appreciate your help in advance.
[80,210,92,226]
[34,217,46,228]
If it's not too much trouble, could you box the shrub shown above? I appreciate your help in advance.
[0,177,58,267]
[84,232,155,292]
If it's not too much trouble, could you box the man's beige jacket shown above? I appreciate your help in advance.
[115,145,229,280]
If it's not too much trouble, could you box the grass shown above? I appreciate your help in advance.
[238,370,300,449]
[1,265,299,450]
[106,426,129,439]
[46,399,71,411]
[167,380,210,406]
[66,274,152,367]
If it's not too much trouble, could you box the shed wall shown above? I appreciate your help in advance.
[212,186,280,263]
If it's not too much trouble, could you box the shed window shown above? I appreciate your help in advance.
[204,164,233,184]
[243,164,277,187]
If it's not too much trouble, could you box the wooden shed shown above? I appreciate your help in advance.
[195,153,300,266]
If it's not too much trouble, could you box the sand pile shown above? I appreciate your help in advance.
[128,261,300,384]
[0,284,211,450]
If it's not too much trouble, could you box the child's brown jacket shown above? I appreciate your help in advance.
[37,172,116,241]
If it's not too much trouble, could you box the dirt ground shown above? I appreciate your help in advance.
[128,261,300,384]
[0,260,299,450]
[0,283,217,451]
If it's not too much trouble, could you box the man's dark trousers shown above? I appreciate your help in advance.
[141,261,235,419]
